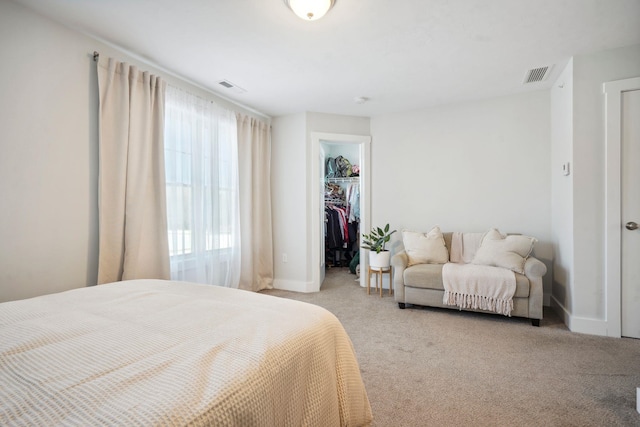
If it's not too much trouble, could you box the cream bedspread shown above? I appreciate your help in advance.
[0,280,372,426]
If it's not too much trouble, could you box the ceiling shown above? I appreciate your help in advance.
[10,0,640,118]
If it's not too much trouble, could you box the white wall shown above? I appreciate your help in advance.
[271,112,370,292]
[550,59,575,312]
[270,113,308,291]
[560,44,640,334]
[0,0,98,302]
[371,91,553,296]
[324,143,360,167]
[0,0,267,302]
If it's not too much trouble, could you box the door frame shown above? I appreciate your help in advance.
[604,76,640,338]
[310,132,371,292]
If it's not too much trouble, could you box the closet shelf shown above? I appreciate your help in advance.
[327,177,360,183]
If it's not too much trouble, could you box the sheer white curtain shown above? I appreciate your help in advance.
[164,86,241,287]
[96,58,170,284]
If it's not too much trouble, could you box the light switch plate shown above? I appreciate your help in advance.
[562,162,570,176]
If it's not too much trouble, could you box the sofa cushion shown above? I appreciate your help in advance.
[403,263,530,297]
[404,263,444,289]
[472,228,536,274]
[402,227,449,266]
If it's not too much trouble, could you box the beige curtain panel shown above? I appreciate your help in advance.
[96,58,170,284]
[237,114,274,292]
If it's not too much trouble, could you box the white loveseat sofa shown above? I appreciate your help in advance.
[391,227,546,326]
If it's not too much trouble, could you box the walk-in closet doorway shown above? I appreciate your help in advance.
[311,133,371,291]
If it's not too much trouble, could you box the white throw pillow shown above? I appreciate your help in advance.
[472,228,537,274]
[402,226,449,266]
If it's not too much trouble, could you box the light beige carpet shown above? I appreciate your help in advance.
[262,267,640,427]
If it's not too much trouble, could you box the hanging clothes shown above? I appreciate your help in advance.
[346,183,360,223]
[325,205,348,249]
[324,163,360,267]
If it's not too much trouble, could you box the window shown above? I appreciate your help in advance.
[164,86,240,287]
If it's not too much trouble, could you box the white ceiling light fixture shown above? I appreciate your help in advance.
[284,0,336,21]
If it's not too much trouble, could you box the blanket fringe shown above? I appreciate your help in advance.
[443,291,513,317]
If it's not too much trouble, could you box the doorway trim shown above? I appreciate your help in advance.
[604,76,640,338]
[311,132,371,292]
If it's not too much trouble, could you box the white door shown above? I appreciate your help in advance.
[319,144,326,283]
[621,88,640,339]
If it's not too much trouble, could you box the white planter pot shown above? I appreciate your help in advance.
[369,250,391,269]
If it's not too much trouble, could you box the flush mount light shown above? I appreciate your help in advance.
[284,0,336,21]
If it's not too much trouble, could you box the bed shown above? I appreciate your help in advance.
[0,279,372,426]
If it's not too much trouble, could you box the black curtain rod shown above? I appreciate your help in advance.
[93,51,99,61]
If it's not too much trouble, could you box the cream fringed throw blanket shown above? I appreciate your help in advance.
[442,263,516,316]
[449,232,485,263]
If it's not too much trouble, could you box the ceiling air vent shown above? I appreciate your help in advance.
[216,79,247,94]
[523,65,552,84]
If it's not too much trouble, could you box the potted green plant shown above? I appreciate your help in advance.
[361,223,397,269]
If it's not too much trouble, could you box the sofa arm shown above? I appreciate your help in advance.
[524,256,546,320]
[391,251,408,269]
[524,257,547,278]
[391,251,408,302]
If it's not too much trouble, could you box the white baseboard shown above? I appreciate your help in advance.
[272,279,316,293]
[550,295,610,337]
[569,316,610,337]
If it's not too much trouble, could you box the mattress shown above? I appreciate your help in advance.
[0,279,372,426]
